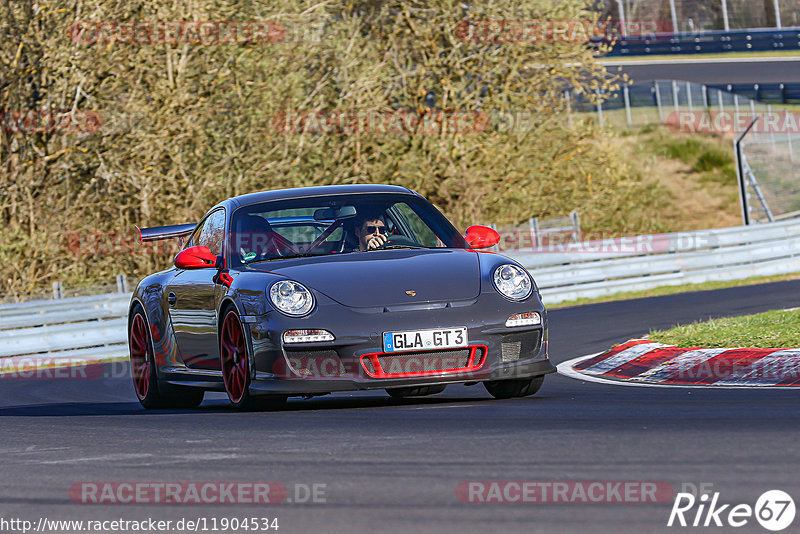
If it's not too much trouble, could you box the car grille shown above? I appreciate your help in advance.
[501,331,542,362]
[361,346,487,378]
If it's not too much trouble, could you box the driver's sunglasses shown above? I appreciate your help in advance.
[365,225,386,235]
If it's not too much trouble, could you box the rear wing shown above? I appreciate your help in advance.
[136,223,196,244]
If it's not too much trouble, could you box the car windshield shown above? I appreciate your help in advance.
[228,192,468,267]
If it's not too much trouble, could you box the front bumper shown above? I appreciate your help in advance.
[244,294,555,395]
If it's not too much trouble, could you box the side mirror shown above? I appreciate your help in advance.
[465,225,500,249]
[175,245,219,269]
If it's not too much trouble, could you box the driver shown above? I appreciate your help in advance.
[354,210,389,251]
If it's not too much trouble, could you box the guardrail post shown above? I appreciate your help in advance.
[529,218,539,250]
[734,117,759,225]
[616,0,627,37]
[52,282,63,299]
[654,81,664,123]
[786,110,794,162]
[767,104,776,150]
[672,80,680,118]
[668,0,678,33]
[116,274,128,294]
[686,82,693,113]
[570,212,581,243]
[623,85,632,126]
[721,0,730,31]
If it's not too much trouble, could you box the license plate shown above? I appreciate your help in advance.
[383,327,468,353]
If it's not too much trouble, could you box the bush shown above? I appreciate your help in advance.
[0,0,643,296]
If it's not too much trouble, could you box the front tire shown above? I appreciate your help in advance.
[220,308,286,411]
[129,305,204,409]
[483,376,544,399]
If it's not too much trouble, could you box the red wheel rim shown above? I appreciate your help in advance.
[129,314,151,400]
[221,311,248,404]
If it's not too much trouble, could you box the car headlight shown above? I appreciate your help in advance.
[269,280,314,316]
[492,264,533,301]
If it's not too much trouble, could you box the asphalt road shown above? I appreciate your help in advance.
[602,57,800,85]
[1,280,799,534]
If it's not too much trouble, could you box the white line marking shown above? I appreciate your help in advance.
[37,453,153,465]
[557,354,800,389]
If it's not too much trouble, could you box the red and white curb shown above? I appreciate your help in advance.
[557,339,800,389]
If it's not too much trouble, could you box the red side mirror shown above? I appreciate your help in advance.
[175,245,218,269]
[465,225,500,249]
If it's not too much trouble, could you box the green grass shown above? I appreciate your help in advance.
[664,138,704,163]
[547,271,800,309]
[692,147,730,172]
[648,308,800,348]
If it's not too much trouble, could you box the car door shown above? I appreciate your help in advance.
[166,208,226,370]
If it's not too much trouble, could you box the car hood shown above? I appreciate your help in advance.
[248,249,481,308]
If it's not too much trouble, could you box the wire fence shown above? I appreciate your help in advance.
[596,0,800,33]
[570,79,800,224]
[737,115,800,223]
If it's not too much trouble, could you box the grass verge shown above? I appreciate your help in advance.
[547,271,800,309]
[648,308,800,348]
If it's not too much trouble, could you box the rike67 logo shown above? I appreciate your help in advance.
[668,490,795,531]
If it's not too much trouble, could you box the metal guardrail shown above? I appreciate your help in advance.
[1,219,799,359]
[603,28,800,56]
[0,293,130,363]
[510,219,800,303]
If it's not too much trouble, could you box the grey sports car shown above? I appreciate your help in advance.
[129,184,554,410]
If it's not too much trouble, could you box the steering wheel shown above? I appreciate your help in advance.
[382,235,419,247]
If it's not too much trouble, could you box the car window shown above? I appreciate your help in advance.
[190,209,226,256]
[271,219,342,243]
[392,202,440,247]
[228,193,467,267]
